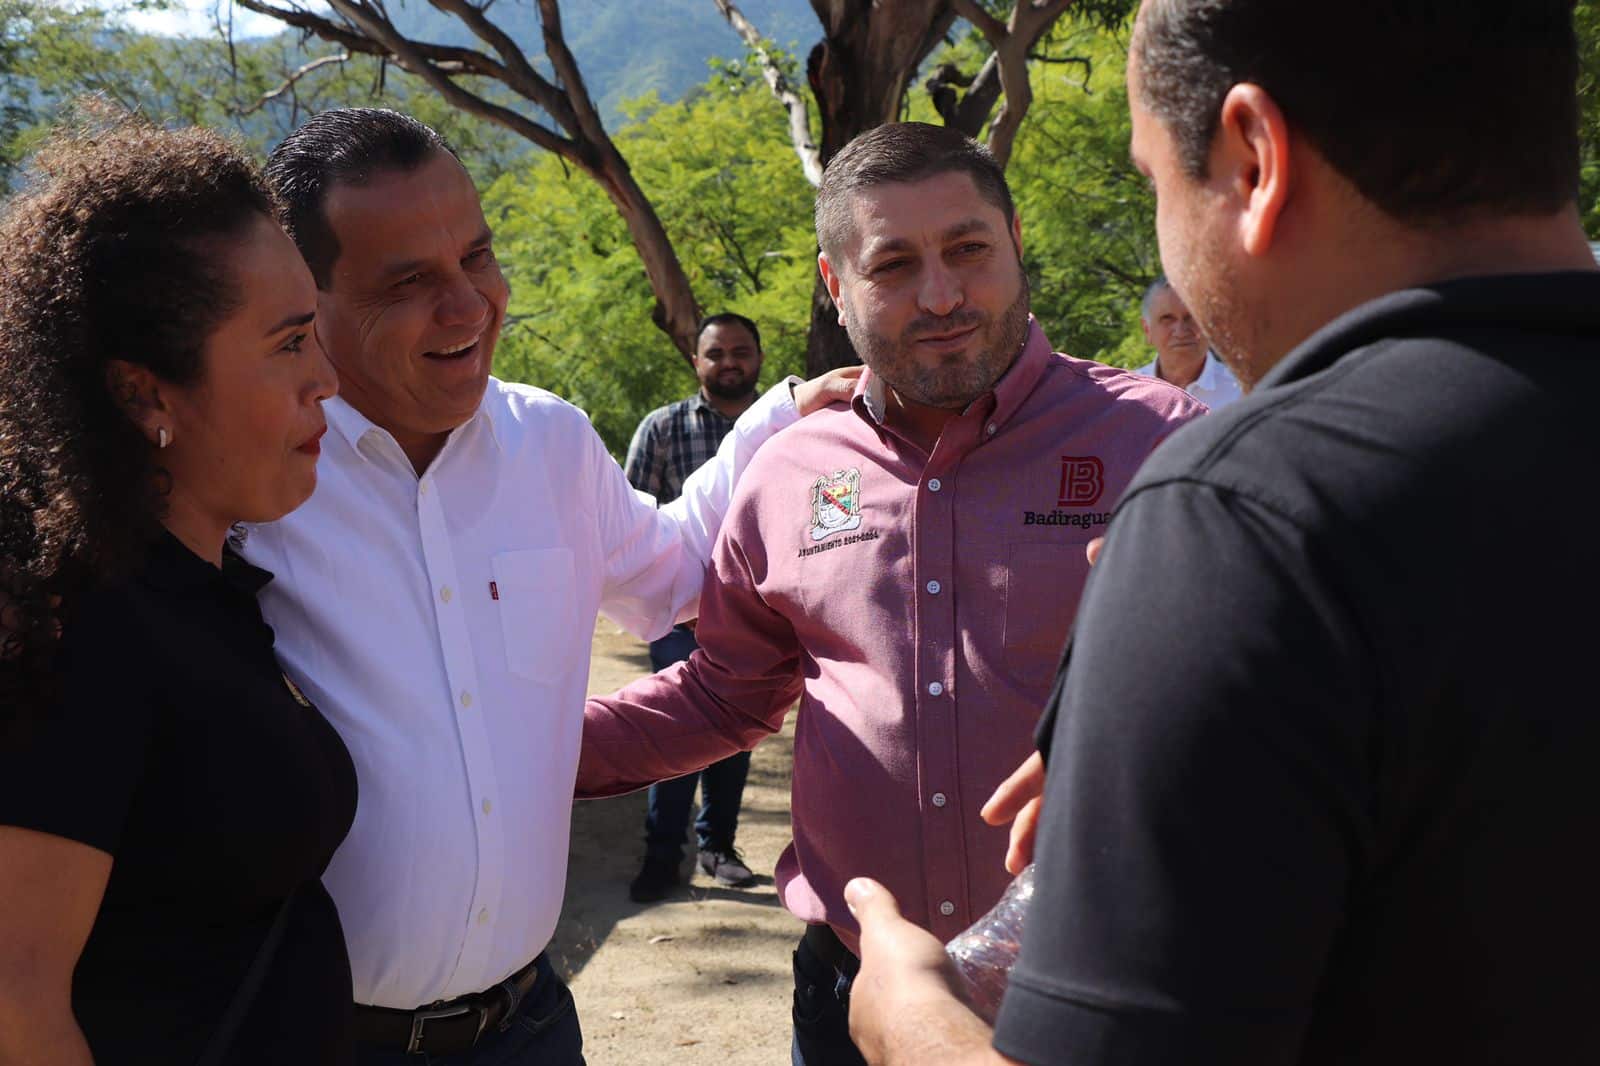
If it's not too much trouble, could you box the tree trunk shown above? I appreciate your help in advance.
[584,142,703,359]
[802,0,957,372]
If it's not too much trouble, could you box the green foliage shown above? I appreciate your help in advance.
[485,65,818,452]
[1005,25,1156,368]
[1577,0,1600,237]
[0,2,523,187]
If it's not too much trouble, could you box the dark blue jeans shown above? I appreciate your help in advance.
[354,954,584,1066]
[790,930,866,1066]
[643,624,752,862]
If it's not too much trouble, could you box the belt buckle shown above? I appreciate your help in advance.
[407,1002,487,1055]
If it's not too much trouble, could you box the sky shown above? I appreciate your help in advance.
[111,0,322,39]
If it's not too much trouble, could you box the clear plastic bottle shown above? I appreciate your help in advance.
[944,864,1035,1024]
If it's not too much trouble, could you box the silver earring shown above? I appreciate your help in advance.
[157,427,169,449]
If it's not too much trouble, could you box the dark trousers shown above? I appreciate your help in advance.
[791,927,867,1066]
[354,954,584,1066]
[643,624,752,862]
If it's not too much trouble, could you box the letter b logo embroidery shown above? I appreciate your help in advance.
[1058,457,1105,507]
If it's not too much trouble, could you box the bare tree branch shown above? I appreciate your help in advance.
[711,0,823,185]
[950,0,1008,45]
[235,52,350,116]
[234,0,514,80]
[534,0,606,149]
[427,0,576,128]
[315,0,578,159]
[1030,50,1092,91]
[948,0,1077,165]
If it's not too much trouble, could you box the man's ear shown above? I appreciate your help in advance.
[1215,83,1291,258]
[1141,318,1154,345]
[1010,210,1024,261]
[105,360,169,447]
[817,252,847,327]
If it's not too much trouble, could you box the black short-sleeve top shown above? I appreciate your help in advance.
[996,274,1600,1066]
[0,533,359,1064]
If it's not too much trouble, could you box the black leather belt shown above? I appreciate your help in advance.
[803,923,860,978]
[353,955,542,1056]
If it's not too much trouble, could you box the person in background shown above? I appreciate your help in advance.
[579,121,1204,1066]
[1136,275,1241,408]
[844,2,1600,1063]
[0,114,353,1065]
[246,108,855,1065]
[623,313,769,902]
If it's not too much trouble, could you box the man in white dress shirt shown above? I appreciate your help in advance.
[245,108,847,1064]
[1135,275,1242,409]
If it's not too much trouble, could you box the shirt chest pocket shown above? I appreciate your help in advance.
[491,548,579,683]
[1002,541,1089,688]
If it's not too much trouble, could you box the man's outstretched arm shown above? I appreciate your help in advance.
[579,486,807,798]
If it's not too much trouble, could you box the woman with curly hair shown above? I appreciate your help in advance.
[0,114,353,1064]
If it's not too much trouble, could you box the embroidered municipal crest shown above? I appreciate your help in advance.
[808,468,863,542]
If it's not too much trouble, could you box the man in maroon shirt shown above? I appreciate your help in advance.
[579,122,1203,1065]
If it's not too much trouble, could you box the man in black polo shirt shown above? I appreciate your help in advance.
[841,2,1600,1064]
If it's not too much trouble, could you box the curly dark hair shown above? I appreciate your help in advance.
[0,109,279,734]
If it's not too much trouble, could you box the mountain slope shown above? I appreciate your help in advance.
[391,0,817,123]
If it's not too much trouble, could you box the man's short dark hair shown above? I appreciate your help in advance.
[695,312,762,352]
[266,108,456,288]
[1134,0,1581,225]
[815,122,1015,257]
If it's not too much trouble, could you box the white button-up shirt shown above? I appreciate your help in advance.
[1136,350,1241,410]
[241,375,799,1008]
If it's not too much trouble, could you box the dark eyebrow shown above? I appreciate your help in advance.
[467,227,493,250]
[863,236,916,258]
[940,217,995,242]
[265,310,315,337]
[862,217,995,260]
[378,256,429,282]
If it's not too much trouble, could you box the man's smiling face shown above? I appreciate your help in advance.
[314,150,508,460]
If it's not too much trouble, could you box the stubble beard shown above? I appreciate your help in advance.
[703,372,758,402]
[844,267,1033,411]
[1168,216,1268,391]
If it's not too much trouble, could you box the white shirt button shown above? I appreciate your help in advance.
[439,585,453,603]
[927,478,942,492]
[481,798,492,815]
[460,690,473,708]
[477,908,489,925]
[419,480,430,496]
[926,580,941,595]
[939,900,956,916]
[931,792,948,808]
[986,423,998,436]
[927,681,944,697]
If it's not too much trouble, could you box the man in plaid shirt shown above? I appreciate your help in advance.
[622,312,767,901]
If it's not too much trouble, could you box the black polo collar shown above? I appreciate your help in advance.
[1259,271,1600,393]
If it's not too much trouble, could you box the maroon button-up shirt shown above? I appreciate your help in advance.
[580,321,1205,949]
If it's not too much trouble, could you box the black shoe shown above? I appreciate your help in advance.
[629,856,680,902]
[697,844,756,887]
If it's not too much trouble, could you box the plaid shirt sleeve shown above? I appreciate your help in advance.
[624,408,669,499]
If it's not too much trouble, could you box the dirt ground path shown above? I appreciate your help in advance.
[551,619,801,1065]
